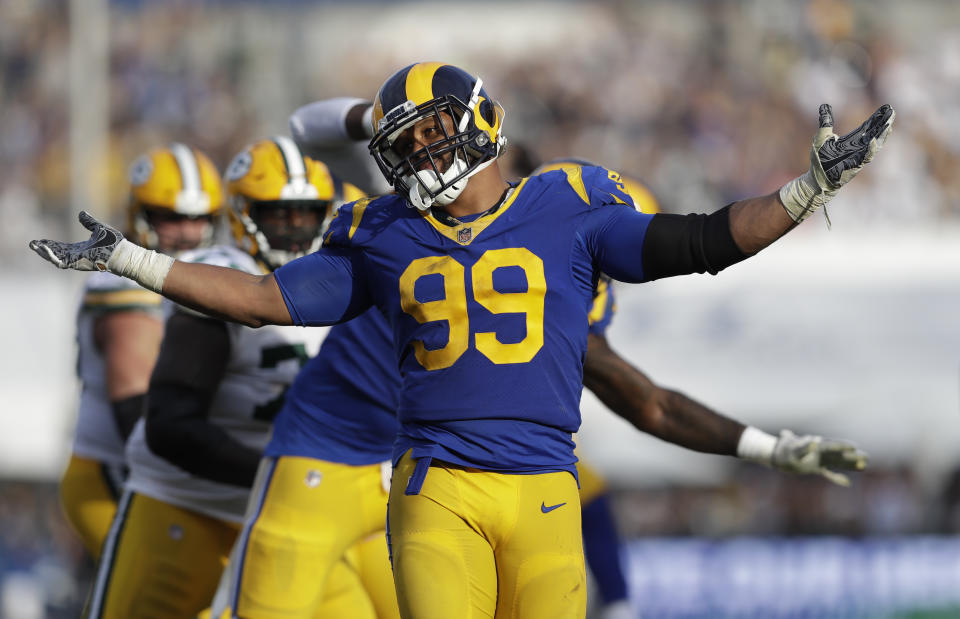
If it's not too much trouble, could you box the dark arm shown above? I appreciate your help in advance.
[145,313,261,487]
[582,333,745,455]
[160,264,292,328]
[727,191,796,255]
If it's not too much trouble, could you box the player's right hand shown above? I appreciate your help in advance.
[29,211,125,272]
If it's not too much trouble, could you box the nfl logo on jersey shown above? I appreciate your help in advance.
[457,227,473,244]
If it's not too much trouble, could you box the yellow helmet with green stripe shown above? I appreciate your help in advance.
[127,143,223,250]
[224,136,365,271]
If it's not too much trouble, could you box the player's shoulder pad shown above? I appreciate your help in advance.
[322,193,405,248]
[529,165,636,211]
[578,165,637,210]
[178,244,261,275]
[82,270,162,313]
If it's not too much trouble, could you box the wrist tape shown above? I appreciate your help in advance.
[106,239,174,293]
[736,426,778,464]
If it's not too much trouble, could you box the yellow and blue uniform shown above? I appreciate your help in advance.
[220,309,401,619]
[224,241,624,618]
[273,166,651,616]
[268,307,399,464]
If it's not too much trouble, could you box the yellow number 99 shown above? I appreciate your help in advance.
[398,249,547,370]
[399,256,469,370]
[472,248,545,364]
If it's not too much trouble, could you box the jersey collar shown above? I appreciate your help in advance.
[421,178,528,246]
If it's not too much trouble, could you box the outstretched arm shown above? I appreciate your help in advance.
[161,261,290,327]
[582,333,868,485]
[593,103,895,284]
[29,213,364,328]
[583,333,744,454]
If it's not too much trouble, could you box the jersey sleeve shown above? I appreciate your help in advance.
[587,277,616,337]
[576,173,655,284]
[274,247,372,327]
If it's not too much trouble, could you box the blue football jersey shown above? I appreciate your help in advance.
[265,306,400,465]
[274,166,652,477]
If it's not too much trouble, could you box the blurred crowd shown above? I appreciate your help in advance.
[2,0,959,267]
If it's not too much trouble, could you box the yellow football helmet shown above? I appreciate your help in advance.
[127,143,224,250]
[532,158,661,214]
[224,136,366,271]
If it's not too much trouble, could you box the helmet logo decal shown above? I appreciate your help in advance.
[225,151,253,182]
[128,156,153,186]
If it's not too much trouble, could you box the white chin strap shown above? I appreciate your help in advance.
[403,157,469,211]
[402,76,494,211]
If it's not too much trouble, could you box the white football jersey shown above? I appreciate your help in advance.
[72,271,163,466]
[125,245,327,523]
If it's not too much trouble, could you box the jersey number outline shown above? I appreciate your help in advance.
[399,248,546,370]
[253,343,309,421]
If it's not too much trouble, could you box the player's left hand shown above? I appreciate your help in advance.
[771,430,868,486]
[812,103,894,192]
[780,103,895,223]
[29,211,124,271]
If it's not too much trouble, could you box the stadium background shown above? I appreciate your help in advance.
[1,0,959,616]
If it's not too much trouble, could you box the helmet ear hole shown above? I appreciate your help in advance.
[479,99,495,125]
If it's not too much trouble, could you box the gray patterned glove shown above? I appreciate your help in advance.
[780,103,895,223]
[30,211,173,292]
[29,210,124,271]
[771,430,869,487]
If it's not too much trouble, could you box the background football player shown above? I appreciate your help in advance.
[83,137,347,618]
[59,143,222,560]
[33,62,892,618]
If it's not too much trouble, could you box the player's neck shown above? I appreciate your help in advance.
[440,162,509,220]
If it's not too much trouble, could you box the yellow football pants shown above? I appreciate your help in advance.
[59,454,125,559]
[85,490,240,619]
[388,452,586,619]
[223,456,399,618]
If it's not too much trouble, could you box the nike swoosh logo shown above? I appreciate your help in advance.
[89,230,117,249]
[541,501,566,513]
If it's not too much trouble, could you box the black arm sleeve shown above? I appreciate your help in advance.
[641,205,749,281]
[111,394,146,442]
[145,313,261,488]
[146,384,261,488]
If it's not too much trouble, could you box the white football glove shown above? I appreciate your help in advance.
[780,103,895,223]
[30,211,173,292]
[771,429,868,487]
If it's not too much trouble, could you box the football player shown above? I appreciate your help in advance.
[33,62,892,618]
[82,137,354,618]
[59,143,223,560]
